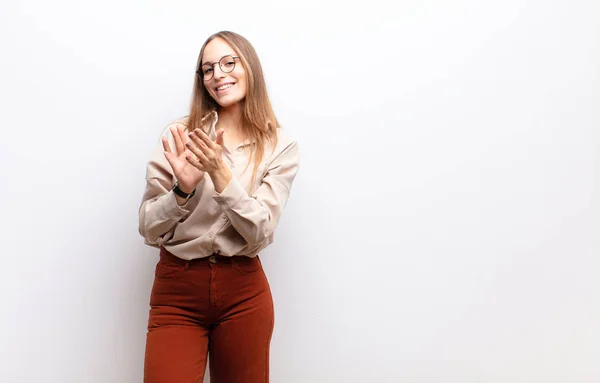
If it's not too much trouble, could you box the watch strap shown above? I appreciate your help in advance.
[172,181,196,199]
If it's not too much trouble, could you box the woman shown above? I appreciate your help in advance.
[138,31,300,383]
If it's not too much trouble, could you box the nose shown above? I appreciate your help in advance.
[213,64,226,80]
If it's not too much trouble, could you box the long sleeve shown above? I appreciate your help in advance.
[138,134,202,247]
[212,140,300,248]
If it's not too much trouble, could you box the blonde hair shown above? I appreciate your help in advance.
[187,31,279,190]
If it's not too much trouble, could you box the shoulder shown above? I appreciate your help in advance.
[275,128,296,146]
[272,128,299,153]
[263,128,300,166]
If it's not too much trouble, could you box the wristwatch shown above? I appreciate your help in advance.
[172,181,196,201]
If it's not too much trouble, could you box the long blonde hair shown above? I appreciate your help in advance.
[187,31,279,189]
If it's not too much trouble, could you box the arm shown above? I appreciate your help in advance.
[211,140,300,247]
[138,133,203,247]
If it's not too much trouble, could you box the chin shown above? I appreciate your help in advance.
[215,94,245,108]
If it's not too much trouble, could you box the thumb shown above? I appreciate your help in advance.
[215,129,225,147]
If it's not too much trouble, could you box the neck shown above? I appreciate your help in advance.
[217,103,244,134]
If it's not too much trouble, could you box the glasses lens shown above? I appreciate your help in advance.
[201,65,213,81]
[219,56,236,73]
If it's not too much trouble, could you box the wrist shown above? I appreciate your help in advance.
[209,164,232,193]
[177,183,195,195]
[175,194,190,207]
[208,164,227,181]
[172,181,196,199]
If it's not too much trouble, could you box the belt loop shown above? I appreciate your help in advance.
[184,260,190,270]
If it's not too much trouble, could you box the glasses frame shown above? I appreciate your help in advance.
[196,55,240,81]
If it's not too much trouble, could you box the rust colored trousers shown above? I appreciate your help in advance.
[144,247,274,383]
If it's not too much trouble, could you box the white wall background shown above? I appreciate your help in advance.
[1,0,599,382]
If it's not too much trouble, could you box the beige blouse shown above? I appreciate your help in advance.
[138,111,300,260]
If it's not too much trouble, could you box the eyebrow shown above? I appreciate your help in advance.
[201,54,237,66]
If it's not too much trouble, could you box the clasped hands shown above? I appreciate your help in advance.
[162,125,232,194]
[185,128,226,174]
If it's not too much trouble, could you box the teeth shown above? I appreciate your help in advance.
[217,83,234,91]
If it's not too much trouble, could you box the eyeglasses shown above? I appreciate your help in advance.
[197,55,240,81]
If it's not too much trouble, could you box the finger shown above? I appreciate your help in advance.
[163,151,177,170]
[215,129,225,147]
[177,125,189,147]
[188,131,211,154]
[185,153,205,171]
[188,130,205,147]
[171,126,185,155]
[195,128,217,149]
[162,137,172,154]
[186,141,210,164]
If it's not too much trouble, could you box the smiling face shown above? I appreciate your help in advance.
[200,38,247,109]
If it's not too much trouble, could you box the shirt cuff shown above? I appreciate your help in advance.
[212,175,245,210]
[160,190,192,220]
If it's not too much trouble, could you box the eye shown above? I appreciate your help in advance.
[203,67,213,75]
